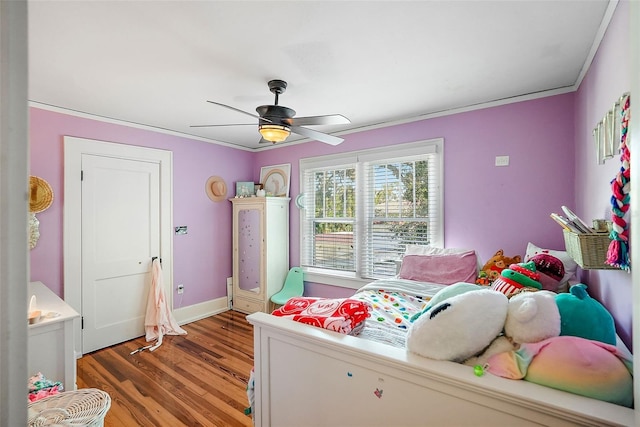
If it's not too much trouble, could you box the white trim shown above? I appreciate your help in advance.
[357,140,439,162]
[299,138,441,168]
[574,0,619,90]
[299,153,359,169]
[257,88,576,151]
[63,136,173,356]
[31,0,614,157]
[74,297,229,359]
[259,8,616,153]
[31,88,572,155]
[302,269,370,290]
[29,101,254,152]
[173,297,230,325]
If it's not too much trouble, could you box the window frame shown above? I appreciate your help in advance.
[299,138,444,289]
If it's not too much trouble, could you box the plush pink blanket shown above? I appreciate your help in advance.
[271,297,371,334]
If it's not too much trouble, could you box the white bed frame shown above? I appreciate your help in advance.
[248,312,634,427]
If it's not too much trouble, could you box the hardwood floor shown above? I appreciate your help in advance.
[76,310,254,427]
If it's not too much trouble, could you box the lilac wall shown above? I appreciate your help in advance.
[574,1,632,349]
[29,2,632,350]
[29,107,253,305]
[257,94,576,297]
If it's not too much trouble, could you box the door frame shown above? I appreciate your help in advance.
[63,136,173,357]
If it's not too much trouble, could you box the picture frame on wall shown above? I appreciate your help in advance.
[259,163,291,197]
[235,181,255,197]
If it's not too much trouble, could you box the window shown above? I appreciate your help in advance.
[300,139,443,288]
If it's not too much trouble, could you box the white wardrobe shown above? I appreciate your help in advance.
[231,197,290,314]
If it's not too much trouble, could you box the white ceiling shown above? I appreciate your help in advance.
[28,0,612,150]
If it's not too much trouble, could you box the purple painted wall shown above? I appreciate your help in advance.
[29,107,253,305]
[574,1,632,349]
[257,94,576,297]
[28,1,631,349]
[256,3,633,351]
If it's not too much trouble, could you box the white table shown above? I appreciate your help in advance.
[28,281,80,391]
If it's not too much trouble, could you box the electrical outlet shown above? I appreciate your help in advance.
[177,284,184,294]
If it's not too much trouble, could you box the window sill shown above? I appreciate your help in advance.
[302,268,370,290]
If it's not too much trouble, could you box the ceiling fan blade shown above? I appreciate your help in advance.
[190,123,255,128]
[258,137,273,144]
[206,100,273,124]
[291,125,344,146]
[290,114,350,126]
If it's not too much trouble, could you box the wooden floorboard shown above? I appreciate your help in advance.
[77,310,254,427]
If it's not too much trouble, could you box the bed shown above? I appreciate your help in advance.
[246,250,635,427]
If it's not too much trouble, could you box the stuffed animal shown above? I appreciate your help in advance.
[556,283,616,345]
[486,336,633,407]
[410,282,482,322]
[477,250,522,284]
[406,279,632,407]
[475,270,491,286]
[504,290,560,342]
[464,290,560,366]
[491,261,542,297]
[528,252,565,292]
[482,285,631,407]
[406,289,508,362]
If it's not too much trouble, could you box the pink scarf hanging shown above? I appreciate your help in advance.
[606,94,631,270]
[145,258,187,350]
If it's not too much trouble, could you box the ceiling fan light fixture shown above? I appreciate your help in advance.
[259,124,290,143]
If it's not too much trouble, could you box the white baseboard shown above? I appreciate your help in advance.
[74,297,228,360]
[173,296,229,325]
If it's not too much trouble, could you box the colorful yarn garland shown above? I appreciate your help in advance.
[606,94,631,270]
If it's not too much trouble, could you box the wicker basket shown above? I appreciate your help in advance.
[28,388,111,427]
[562,230,619,270]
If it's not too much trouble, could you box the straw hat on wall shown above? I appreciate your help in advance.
[205,176,228,202]
[29,176,54,213]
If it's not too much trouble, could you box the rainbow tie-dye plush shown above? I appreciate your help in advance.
[487,335,633,407]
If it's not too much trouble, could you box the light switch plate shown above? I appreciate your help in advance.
[495,155,510,166]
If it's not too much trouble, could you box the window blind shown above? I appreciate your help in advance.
[301,165,357,272]
[300,139,443,282]
[361,153,441,278]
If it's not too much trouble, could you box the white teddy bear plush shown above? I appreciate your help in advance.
[407,289,508,363]
[464,290,561,366]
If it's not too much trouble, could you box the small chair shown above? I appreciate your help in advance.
[270,267,304,310]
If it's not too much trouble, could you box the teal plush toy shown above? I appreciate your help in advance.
[555,284,616,345]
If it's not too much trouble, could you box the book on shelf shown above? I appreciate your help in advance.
[550,213,580,233]
[550,208,596,234]
[561,206,596,233]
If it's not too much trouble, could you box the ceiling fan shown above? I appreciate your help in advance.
[191,79,350,145]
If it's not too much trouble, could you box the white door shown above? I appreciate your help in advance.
[81,154,161,353]
[64,136,173,357]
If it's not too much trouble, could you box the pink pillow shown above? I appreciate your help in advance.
[398,251,478,285]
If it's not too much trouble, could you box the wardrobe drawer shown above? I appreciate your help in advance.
[234,297,264,314]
